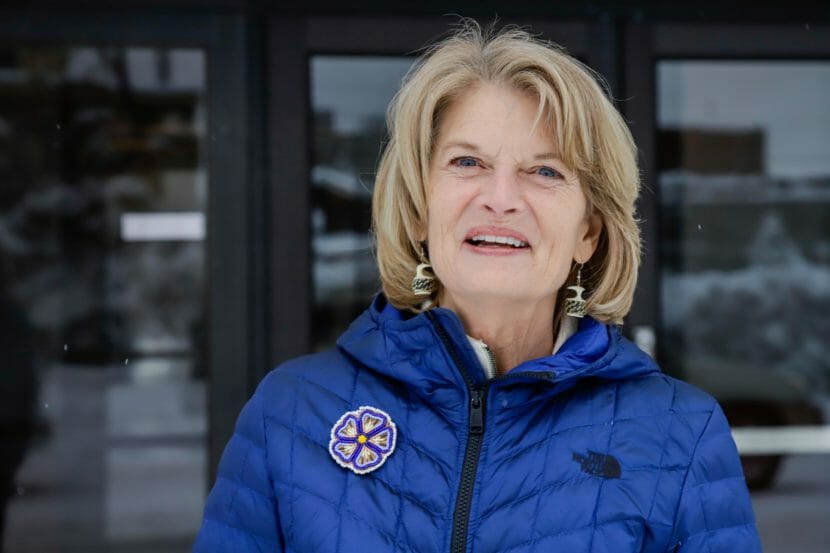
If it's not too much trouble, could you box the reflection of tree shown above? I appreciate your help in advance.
[117,241,204,353]
[667,211,830,391]
[310,109,386,350]
[0,181,204,359]
[312,110,385,185]
[746,212,806,267]
[0,46,206,361]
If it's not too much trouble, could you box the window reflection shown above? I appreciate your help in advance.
[657,61,830,548]
[0,46,207,550]
[310,56,414,350]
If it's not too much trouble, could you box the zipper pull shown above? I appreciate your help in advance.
[469,389,485,434]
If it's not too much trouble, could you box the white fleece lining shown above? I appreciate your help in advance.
[467,316,578,379]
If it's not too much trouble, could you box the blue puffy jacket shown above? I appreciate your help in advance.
[193,295,761,552]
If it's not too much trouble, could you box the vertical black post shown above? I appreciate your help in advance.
[206,14,256,481]
[622,23,660,342]
[267,17,313,366]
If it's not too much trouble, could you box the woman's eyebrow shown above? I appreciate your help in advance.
[439,141,560,161]
[533,152,559,161]
[440,141,482,153]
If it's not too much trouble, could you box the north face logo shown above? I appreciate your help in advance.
[572,451,621,479]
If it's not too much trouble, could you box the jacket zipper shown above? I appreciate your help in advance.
[426,312,487,553]
[427,312,555,553]
[481,343,497,377]
[452,387,485,553]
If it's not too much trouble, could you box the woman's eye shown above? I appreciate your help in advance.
[536,166,561,179]
[451,157,479,168]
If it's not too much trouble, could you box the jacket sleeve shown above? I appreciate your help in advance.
[193,378,284,552]
[669,403,762,552]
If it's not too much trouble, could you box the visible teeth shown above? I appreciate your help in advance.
[470,234,528,247]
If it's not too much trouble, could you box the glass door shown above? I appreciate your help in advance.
[0,12,255,552]
[309,55,414,349]
[0,41,207,553]
[657,59,830,487]
[625,23,830,552]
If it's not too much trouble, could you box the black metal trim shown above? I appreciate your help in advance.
[204,14,260,483]
[267,16,312,366]
[7,2,830,24]
[621,23,658,336]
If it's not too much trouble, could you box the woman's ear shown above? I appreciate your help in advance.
[575,210,603,263]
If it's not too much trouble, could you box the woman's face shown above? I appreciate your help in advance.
[426,83,601,309]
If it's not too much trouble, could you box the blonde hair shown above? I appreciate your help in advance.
[372,20,641,324]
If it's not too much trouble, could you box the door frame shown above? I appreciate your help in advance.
[266,15,623,366]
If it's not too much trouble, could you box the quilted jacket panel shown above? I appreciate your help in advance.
[193,296,761,552]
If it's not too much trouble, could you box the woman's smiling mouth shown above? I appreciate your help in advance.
[467,235,528,248]
[463,227,531,253]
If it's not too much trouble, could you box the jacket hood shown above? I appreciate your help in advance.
[336,294,659,394]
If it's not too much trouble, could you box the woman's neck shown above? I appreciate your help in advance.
[438,292,556,374]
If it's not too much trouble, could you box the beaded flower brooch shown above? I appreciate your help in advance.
[329,406,397,475]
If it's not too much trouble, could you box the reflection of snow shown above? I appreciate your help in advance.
[664,211,830,390]
[663,263,830,328]
[0,214,33,255]
[313,230,371,257]
[311,165,372,197]
[66,48,119,88]
[113,242,203,353]
[24,182,88,214]
[661,172,830,204]
[14,266,98,329]
[746,212,809,267]
[312,231,378,304]
[0,178,204,356]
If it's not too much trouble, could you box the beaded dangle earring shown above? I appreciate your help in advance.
[411,243,436,296]
[565,263,588,318]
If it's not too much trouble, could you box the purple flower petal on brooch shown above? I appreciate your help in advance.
[360,411,386,434]
[329,405,397,475]
[353,446,382,471]
[367,428,394,454]
[334,415,360,441]
[333,441,358,463]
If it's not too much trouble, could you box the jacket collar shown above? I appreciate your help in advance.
[336,294,658,393]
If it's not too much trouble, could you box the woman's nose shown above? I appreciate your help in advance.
[480,169,523,216]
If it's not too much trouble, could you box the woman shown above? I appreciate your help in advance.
[194,22,761,552]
